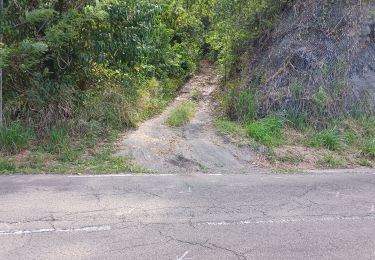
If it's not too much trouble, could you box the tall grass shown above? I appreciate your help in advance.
[247,116,284,146]
[235,91,257,123]
[362,138,375,158]
[308,128,344,151]
[0,123,34,154]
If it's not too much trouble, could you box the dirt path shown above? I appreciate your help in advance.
[116,61,258,174]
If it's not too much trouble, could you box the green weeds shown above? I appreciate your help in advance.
[0,160,17,173]
[191,88,202,101]
[308,128,344,151]
[235,91,257,123]
[362,138,375,158]
[0,123,34,154]
[318,154,346,168]
[278,155,304,164]
[166,101,196,127]
[215,119,246,138]
[246,116,284,146]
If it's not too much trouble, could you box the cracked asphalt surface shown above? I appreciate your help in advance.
[1,171,375,259]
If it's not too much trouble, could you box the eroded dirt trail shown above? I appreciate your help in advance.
[116,62,257,174]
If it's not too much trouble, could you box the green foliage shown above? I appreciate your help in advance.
[308,128,344,151]
[0,123,34,154]
[166,101,196,127]
[1,0,214,155]
[247,116,284,146]
[0,160,17,173]
[362,138,375,159]
[235,91,257,123]
[191,88,202,101]
[44,127,69,153]
[285,109,308,130]
[207,0,292,77]
[312,86,329,112]
[215,118,246,138]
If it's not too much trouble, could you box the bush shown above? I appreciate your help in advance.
[308,128,344,151]
[166,101,196,127]
[2,0,209,140]
[247,116,284,146]
[0,123,34,154]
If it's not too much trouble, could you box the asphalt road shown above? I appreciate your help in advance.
[1,170,375,260]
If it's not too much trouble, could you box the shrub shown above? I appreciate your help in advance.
[308,128,344,151]
[247,116,284,146]
[166,101,196,127]
[0,123,34,154]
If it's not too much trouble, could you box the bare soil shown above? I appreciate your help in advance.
[116,61,259,174]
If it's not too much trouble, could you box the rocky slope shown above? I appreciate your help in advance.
[242,0,375,124]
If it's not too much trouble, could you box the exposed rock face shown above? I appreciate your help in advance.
[242,0,375,124]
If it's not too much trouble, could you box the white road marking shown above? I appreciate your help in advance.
[128,208,135,214]
[371,205,375,213]
[68,173,224,178]
[177,250,189,260]
[68,174,175,178]
[0,225,111,236]
[336,192,340,197]
[202,216,375,226]
[188,187,192,193]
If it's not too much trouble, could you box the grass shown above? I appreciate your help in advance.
[2,143,146,174]
[235,91,257,123]
[0,128,146,174]
[191,88,202,101]
[318,154,346,168]
[308,128,344,151]
[277,154,304,164]
[247,116,284,147]
[358,159,373,168]
[0,123,34,154]
[166,101,196,127]
[362,138,375,158]
[215,119,246,138]
[0,159,17,173]
[271,167,303,174]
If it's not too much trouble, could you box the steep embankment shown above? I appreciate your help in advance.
[240,0,375,124]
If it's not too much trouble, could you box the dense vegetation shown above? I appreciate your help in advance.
[0,0,214,157]
[1,0,374,172]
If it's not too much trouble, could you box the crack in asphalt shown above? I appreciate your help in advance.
[207,242,247,260]
[160,231,247,260]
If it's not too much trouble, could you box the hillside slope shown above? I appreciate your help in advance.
[241,0,375,124]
